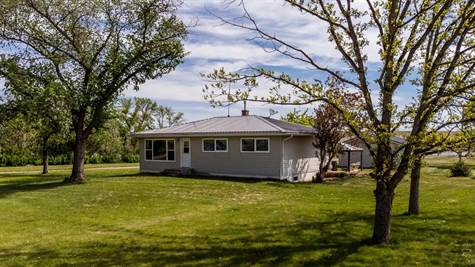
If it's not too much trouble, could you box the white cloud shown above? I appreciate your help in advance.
[126,0,395,121]
[186,42,271,62]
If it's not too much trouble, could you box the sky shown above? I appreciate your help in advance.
[122,0,419,122]
[1,0,419,122]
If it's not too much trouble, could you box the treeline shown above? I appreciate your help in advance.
[0,97,183,169]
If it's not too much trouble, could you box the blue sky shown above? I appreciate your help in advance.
[1,0,419,122]
[123,0,418,122]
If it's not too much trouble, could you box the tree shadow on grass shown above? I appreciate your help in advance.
[0,174,69,198]
[98,172,144,179]
[99,172,270,183]
[130,172,289,184]
[1,211,473,265]
[0,212,374,266]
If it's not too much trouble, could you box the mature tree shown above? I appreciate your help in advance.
[448,130,475,161]
[86,117,124,161]
[447,102,475,161]
[281,109,314,126]
[118,97,159,151]
[118,97,184,152]
[0,0,187,182]
[0,116,37,162]
[155,105,184,129]
[203,0,475,244]
[0,61,69,174]
[407,95,475,215]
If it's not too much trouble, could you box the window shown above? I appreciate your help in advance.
[183,140,190,154]
[153,140,166,160]
[241,139,255,152]
[256,139,269,152]
[145,139,175,161]
[241,138,270,153]
[167,140,175,161]
[146,140,153,160]
[203,139,215,151]
[216,139,227,151]
[202,138,228,152]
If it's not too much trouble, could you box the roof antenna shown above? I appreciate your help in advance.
[227,82,231,117]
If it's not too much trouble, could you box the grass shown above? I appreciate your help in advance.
[0,159,473,266]
[425,156,475,169]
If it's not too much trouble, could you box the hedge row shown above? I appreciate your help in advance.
[0,153,139,167]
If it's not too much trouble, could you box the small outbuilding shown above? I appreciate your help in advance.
[339,143,364,171]
[131,113,320,182]
[338,136,405,168]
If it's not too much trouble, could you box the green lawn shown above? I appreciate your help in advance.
[425,156,475,169]
[0,159,473,266]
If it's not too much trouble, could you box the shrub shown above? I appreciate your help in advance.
[8,155,22,166]
[450,161,471,177]
[102,154,120,163]
[50,154,71,165]
[122,153,139,163]
[86,154,102,164]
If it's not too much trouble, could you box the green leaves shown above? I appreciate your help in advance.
[0,0,187,130]
[0,0,187,179]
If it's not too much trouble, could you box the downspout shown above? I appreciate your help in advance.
[281,134,294,180]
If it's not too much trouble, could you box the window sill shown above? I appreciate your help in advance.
[144,160,177,162]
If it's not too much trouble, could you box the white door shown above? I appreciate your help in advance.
[180,138,191,168]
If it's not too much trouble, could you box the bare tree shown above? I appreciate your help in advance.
[203,0,475,244]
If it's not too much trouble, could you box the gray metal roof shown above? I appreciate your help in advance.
[342,135,406,147]
[391,136,405,144]
[340,143,364,152]
[131,115,315,137]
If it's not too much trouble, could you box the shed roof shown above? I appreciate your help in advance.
[131,115,315,137]
[340,143,364,152]
[342,135,406,146]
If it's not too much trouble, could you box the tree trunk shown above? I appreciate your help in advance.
[408,158,422,215]
[372,181,394,244]
[315,172,324,183]
[65,129,87,183]
[41,136,49,175]
[315,161,325,183]
[315,151,327,183]
[42,148,49,174]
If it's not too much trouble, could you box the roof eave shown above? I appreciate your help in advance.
[130,131,315,138]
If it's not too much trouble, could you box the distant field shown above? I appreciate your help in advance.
[425,156,475,169]
[0,159,473,266]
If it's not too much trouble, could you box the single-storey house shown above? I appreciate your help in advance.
[131,113,320,182]
[338,136,405,168]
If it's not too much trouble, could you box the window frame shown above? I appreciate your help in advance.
[202,138,228,152]
[144,139,176,162]
[182,139,190,154]
[240,137,270,153]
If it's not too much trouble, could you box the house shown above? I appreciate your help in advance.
[338,136,405,168]
[131,112,320,182]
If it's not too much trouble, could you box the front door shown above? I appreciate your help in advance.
[180,138,191,168]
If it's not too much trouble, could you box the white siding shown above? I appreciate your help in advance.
[282,136,319,182]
